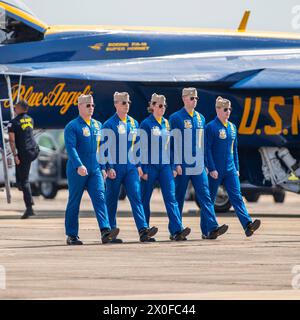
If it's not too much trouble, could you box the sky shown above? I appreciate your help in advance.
[21,0,300,33]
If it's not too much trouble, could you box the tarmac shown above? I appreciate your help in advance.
[0,189,300,300]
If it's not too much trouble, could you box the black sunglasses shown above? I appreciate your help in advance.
[152,102,167,109]
[223,107,232,112]
[86,104,95,108]
[190,97,199,101]
[122,101,131,106]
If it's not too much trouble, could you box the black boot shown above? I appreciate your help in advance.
[66,236,83,245]
[206,224,229,240]
[171,227,191,241]
[21,207,35,219]
[109,237,123,244]
[139,226,158,242]
[101,228,120,244]
[245,219,261,237]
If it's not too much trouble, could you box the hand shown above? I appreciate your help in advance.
[176,165,182,176]
[210,170,218,179]
[173,170,178,178]
[77,166,88,176]
[102,170,107,180]
[14,155,20,166]
[137,167,144,178]
[236,171,240,177]
[108,169,117,180]
[142,174,148,181]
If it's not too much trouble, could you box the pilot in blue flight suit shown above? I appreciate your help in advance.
[140,94,191,241]
[102,92,158,243]
[205,96,261,237]
[64,94,119,245]
[169,88,228,239]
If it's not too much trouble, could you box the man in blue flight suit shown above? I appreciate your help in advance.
[169,88,228,239]
[64,94,119,245]
[102,92,158,243]
[140,93,191,241]
[206,96,261,237]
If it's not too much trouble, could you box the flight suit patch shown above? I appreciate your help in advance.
[117,124,126,134]
[184,120,193,129]
[152,126,161,136]
[82,126,91,137]
[219,129,227,139]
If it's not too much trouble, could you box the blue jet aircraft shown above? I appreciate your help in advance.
[0,0,299,207]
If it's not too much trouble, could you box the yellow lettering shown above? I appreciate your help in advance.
[292,96,300,135]
[35,93,44,106]
[24,86,33,103]
[49,83,66,106]
[264,96,284,135]
[108,43,129,47]
[56,92,69,106]
[238,97,261,135]
[27,91,43,107]
[60,92,78,115]
[1,83,93,115]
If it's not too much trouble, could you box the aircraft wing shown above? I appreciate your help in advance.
[2,48,300,88]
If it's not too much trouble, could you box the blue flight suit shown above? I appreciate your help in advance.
[169,108,219,236]
[64,116,111,237]
[205,117,252,229]
[102,113,148,232]
[140,114,184,236]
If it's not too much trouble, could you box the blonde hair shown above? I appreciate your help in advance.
[147,102,154,113]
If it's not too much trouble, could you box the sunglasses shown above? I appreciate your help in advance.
[86,104,95,109]
[223,107,232,112]
[190,97,199,101]
[121,101,131,106]
[152,102,167,109]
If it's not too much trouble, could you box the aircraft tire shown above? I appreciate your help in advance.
[40,182,58,199]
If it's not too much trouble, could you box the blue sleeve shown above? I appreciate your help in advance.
[205,124,216,172]
[140,120,150,174]
[234,126,240,172]
[64,123,83,169]
[169,115,180,168]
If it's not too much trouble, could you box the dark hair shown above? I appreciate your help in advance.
[16,100,29,109]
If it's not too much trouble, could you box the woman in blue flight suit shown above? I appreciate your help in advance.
[205,96,261,237]
[140,94,191,241]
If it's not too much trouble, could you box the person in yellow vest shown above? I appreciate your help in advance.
[205,96,261,237]
[102,92,158,242]
[140,93,191,241]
